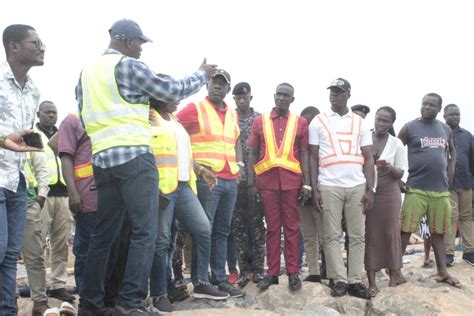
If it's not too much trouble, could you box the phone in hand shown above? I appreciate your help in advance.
[375,159,387,167]
[23,132,44,149]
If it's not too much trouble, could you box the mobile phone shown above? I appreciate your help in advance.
[375,159,387,167]
[23,132,44,149]
[159,194,171,211]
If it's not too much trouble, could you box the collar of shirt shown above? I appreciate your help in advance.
[36,122,58,138]
[206,97,228,113]
[270,108,289,119]
[328,109,352,118]
[1,61,34,91]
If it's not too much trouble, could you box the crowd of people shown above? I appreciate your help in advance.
[1,19,473,316]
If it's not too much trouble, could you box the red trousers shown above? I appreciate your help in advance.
[259,189,300,276]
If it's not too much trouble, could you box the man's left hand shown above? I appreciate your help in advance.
[360,191,374,214]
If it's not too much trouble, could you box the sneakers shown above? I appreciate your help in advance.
[237,273,251,288]
[303,274,321,283]
[331,282,347,297]
[257,275,279,290]
[192,284,229,300]
[152,296,174,314]
[252,272,264,283]
[218,281,246,298]
[446,254,455,267]
[462,252,474,266]
[288,273,302,291]
[167,282,189,303]
[228,271,239,284]
[114,305,159,316]
[48,288,76,302]
[32,300,50,316]
[348,283,370,299]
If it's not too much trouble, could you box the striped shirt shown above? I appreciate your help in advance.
[76,49,208,168]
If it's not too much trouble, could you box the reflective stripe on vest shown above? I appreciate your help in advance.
[254,113,302,175]
[190,100,240,174]
[74,162,93,180]
[317,113,364,168]
[80,54,151,155]
[150,109,197,194]
[36,129,65,185]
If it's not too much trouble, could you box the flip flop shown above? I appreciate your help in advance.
[59,302,76,316]
[368,287,379,298]
[434,275,462,288]
[44,307,60,316]
[421,259,434,268]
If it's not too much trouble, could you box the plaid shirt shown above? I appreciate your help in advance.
[76,49,207,168]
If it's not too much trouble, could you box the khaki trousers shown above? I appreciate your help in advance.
[319,183,366,284]
[446,189,473,255]
[21,202,47,302]
[298,205,324,275]
[40,196,70,289]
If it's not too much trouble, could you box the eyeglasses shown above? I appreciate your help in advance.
[23,40,46,49]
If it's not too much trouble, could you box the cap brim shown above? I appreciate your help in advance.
[139,35,153,43]
[327,85,348,92]
[211,74,231,84]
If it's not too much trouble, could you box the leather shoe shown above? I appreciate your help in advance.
[288,273,302,291]
[252,272,264,283]
[32,300,50,316]
[303,274,321,283]
[48,288,76,302]
[331,282,348,297]
[348,282,370,299]
[257,275,279,290]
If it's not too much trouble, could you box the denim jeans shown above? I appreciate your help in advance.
[196,178,238,283]
[0,174,27,315]
[227,230,238,273]
[79,153,159,310]
[150,182,211,297]
[73,212,97,293]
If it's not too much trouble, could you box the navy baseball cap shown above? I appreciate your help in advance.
[327,78,351,93]
[109,19,152,43]
[232,82,251,95]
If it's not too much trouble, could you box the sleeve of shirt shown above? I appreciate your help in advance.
[394,137,408,171]
[30,152,50,198]
[176,103,200,135]
[298,117,309,150]
[128,59,207,102]
[247,115,262,148]
[308,118,320,146]
[359,119,373,147]
[58,116,78,157]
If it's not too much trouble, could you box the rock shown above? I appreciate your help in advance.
[173,308,279,316]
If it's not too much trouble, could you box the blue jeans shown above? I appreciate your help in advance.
[0,174,27,315]
[227,230,238,273]
[73,212,97,292]
[150,182,211,297]
[196,178,238,283]
[79,153,159,310]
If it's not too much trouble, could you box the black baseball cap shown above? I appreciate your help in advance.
[210,69,231,84]
[232,82,251,95]
[327,78,351,93]
[351,104,370,115]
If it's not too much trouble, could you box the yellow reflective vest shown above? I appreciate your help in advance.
[150,109,197,194]
[254,113,302,175]
[36,129,65,185]
[79,54,151,155]
[189,99,240,175]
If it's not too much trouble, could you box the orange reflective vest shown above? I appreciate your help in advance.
[254,113,302,175]
[316,113,364,168]
[74,162,93,180]
[150,109,197,194]
[189,99,240,175]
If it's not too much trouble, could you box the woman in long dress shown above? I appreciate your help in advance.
[365,106,407,297]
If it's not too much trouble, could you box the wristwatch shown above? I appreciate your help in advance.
[237,161,245,167]
[367,186,376,193]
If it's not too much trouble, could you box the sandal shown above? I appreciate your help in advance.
[421,259,434,268]
[368,287,379,298]
[434,275,462,288]
[59,301,77,316]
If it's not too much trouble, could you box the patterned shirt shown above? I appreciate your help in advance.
[237,108,260,181]
[76,49,208,168]
[0,61,40,192]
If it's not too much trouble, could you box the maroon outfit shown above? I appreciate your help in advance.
[248,109,308,275]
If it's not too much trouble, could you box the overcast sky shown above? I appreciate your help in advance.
[2,0,472,133]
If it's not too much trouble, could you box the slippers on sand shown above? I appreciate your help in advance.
[421,259,434,268]
[434,275,462,288]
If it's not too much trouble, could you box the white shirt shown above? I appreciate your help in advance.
[161,119,191,181]
[374,134,408,189]
[308,110,372,187]
[0,61,40,192]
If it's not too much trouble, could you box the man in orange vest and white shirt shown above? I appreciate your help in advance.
[177,69,245,298]
[308,78,374,299]
[248,83,311,291]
